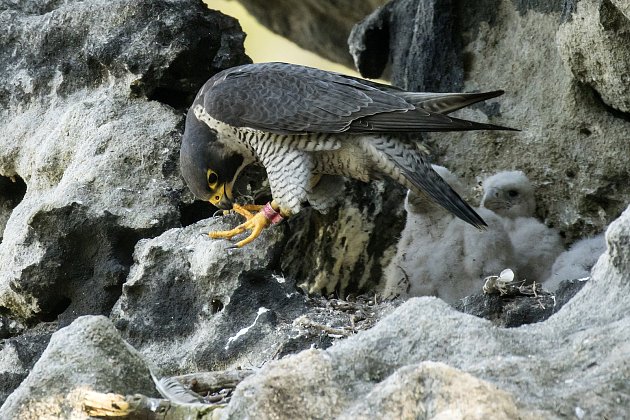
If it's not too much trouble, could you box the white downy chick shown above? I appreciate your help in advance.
[544,233,606,291]
[481,170,563,283]
[383,165,515,303]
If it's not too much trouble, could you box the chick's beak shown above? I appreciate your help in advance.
[481,188,504,212]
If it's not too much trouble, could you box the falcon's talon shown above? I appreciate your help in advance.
[208,211,271,247]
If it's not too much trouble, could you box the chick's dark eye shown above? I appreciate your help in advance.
[207,172,218,185]
[507,190,519,197]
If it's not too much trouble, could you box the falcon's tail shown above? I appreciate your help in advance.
[374,140,487,229]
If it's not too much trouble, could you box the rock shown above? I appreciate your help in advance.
[281,179,406,296]
[340,362,524,419]
[228,354,526,419]
[1,0,629,416]
[558,0,630,113]
[111,216,396,374]
[0,323,55,406]
[349,0,464,90]
[110,215,293,373]
[235,0,388,67]
[220,205,630,418]
[0,0,250,324]
[348,0,630,242]
[0,316,155,419]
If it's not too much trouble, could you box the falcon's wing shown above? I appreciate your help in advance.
[200,62,513,135]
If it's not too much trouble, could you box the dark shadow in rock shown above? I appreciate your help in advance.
[179,200,217,227]
[511,0,567,16]
[20,203,149,326]
[588,85,630,123]
[453,279,587,327]
[138,6,251,110]
[348,3,392,79]
[0,175,27,243]
[116,249,202,340]
[350,0,464,91]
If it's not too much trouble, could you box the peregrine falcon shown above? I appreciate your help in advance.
[180,62,516,247]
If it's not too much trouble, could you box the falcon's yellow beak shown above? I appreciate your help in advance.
[207,168,233,210]
[209,183,233,210]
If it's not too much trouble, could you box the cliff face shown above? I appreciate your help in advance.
[1,0,629,418]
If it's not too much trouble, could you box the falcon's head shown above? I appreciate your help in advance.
[180,111,244,210]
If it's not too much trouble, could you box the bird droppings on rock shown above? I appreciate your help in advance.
[225,307,270,350]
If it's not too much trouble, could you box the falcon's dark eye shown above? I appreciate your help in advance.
[206,170,219,188]
[507,189,519,198]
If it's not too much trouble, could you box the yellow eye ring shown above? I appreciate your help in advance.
[207,169,219,188]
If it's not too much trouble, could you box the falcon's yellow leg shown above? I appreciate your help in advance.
[210,202,284,248]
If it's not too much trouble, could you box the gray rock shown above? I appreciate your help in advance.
[111,215,396,374]
[339,362,526,419]
[222,205,630,419]
[0,316,155,419]
[111,215,292,373]
[0,0,250,324]
[349,0,464,91]
[0,323,55,406]
[348,0,630,243]
[558,0,630,113]
[282,179,406,296]
[235,0,388,67]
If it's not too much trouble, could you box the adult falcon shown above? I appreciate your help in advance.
[180,62,516,247]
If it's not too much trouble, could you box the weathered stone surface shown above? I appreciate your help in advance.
[111,216,395,374]
[348,0,630,243]
[1,0,629,417]
[0,0,250,324]
[349,0,463,90]
[234,0,388,67]
[0,316,155,419]
[222,205,630,418]
[282,179,405,296]
[111,216,292,373]
[0,322,55,406]
[339,362,525,419]
[558,0,630,113]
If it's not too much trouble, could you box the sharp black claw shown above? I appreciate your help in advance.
[226,245,240,250]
